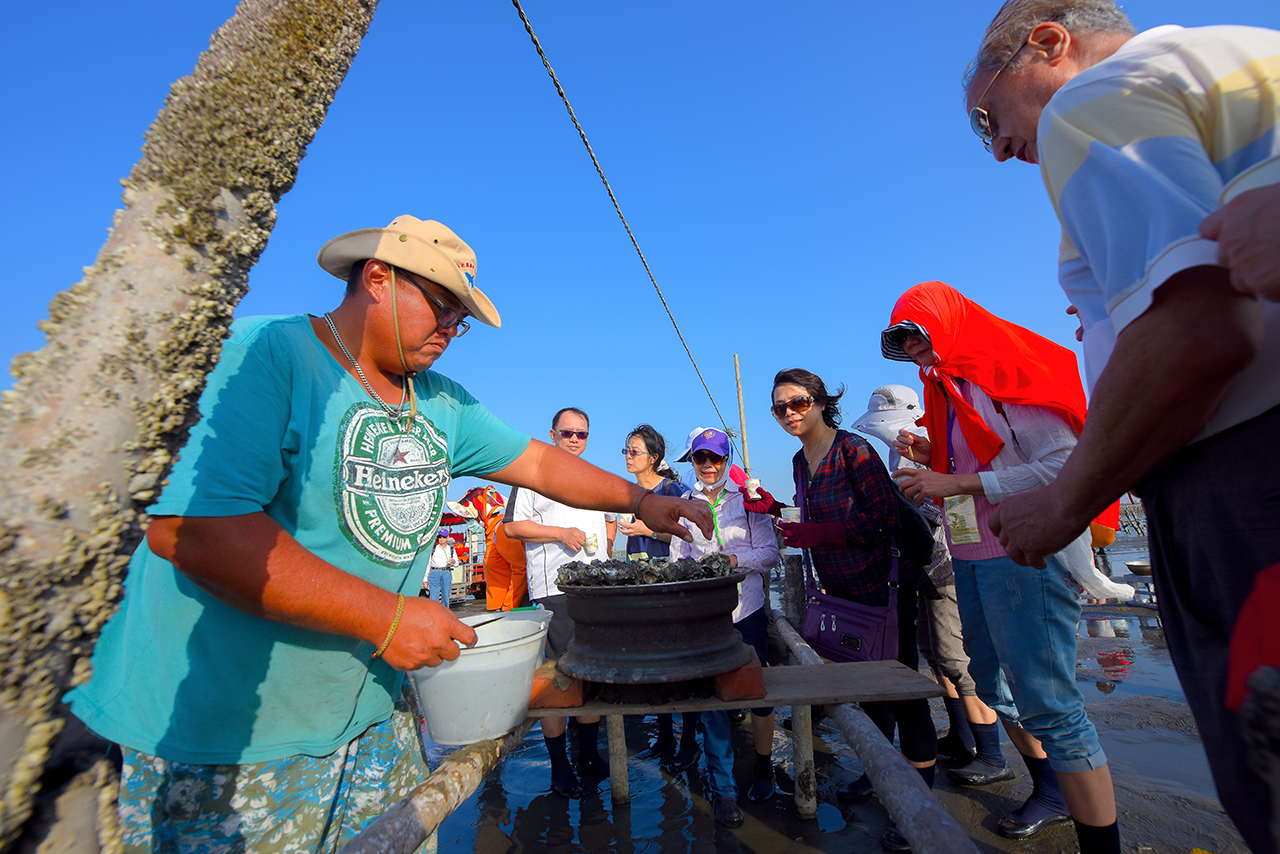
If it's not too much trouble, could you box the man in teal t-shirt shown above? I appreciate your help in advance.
[67,215,713,853]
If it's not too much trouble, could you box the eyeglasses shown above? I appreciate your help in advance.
[969,43,1026,152]
[771,395,816,420]
[394,268,471,336]
[558,430,589,440]
[620,448,651,458]
[691,450,726,465]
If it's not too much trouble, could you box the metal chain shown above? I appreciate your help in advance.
[511,0,744,464]
[324,313,408,422]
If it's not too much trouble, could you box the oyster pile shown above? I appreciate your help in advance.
[557,554,734,587]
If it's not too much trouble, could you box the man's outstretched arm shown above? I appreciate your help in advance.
[989,267,1261,566]
[488,440,713,543]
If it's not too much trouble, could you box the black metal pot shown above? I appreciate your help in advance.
[557,573,752,683]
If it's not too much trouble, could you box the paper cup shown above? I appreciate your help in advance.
[780,507,801,523]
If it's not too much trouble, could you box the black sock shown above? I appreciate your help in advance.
[754,752,772,779]
[1073,819,1120,854]
[969,721,1004,765]
[916,763,935,789]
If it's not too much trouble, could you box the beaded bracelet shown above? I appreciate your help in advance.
[372,594,405,659]
[632,487,653,517]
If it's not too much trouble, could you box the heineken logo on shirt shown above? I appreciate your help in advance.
[337,405,451,565]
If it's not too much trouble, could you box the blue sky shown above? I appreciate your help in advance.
[3,1,1276,506]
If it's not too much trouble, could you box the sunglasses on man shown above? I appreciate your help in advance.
[770,395,816,420]
[558,430,589,440]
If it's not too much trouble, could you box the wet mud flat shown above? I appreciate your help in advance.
[432,578,1246,852]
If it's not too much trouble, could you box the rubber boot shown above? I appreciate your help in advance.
[663,712,701,773]
[650,713,676,754]
[748,751,774,802]
[946,722,1012,785]
[935,696,976,761]
[545,733,580,798]
[577,719,609,777]
[998,753,1071,839]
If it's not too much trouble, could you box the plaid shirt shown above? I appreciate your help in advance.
[793,430,899,606]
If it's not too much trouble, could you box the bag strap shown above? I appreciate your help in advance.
[799,460,900,604]
[797,470,821,596]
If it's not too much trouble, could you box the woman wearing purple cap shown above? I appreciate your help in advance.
[670,427,781,827]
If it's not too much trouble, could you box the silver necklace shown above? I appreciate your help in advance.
[324,313,408,422]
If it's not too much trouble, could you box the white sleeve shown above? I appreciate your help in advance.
[511,486,536,523]
[668,526,692,560]
[735,511,782,574]
[977,402,1078,503]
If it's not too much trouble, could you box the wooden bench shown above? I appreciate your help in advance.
[527,659,942,803]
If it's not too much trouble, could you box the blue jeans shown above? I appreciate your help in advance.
[426,569,452,609]
[952,554,1106,774]
[699,710,738,800]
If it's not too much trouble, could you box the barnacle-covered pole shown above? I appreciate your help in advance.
[0,0,379,847]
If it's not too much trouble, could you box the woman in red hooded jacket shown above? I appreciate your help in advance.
[882,281,1122,853]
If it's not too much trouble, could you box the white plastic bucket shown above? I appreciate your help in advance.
[412,609,552,745]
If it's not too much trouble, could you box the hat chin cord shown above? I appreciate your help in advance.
[387,268,419,425]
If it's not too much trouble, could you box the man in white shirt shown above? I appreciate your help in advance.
[504,407,613,798]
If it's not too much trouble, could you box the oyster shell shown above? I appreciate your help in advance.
[557,553,735,587]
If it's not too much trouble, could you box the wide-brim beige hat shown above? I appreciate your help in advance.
[317,215,500,328]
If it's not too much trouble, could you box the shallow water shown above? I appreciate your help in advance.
[422,540,1245,853]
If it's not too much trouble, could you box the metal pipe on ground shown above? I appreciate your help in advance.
[773,615,980,854]
[337,718,536,854]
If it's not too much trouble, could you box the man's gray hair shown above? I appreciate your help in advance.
[964,0,1135,90]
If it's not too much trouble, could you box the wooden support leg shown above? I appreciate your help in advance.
[791,704,816,818]
[607,715,630,803]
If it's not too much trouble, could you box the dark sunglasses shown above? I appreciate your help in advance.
[558,430,589,440]
[771,394,816,420]
[394,268,471,336]
[691,450,726,465]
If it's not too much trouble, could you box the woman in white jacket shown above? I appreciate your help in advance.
[670,427,780,820]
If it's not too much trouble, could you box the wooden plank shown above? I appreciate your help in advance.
[526,661,940,717]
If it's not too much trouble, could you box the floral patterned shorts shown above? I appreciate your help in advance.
[118,689,430,854]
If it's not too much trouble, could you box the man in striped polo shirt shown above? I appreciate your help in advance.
[961,3,1280,851]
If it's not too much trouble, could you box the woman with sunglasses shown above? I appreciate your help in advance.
[617,424,698,765]
[669,427,781,827]
[882,281,1129,853]
[770,368,936,854]
[618,424,683,561]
